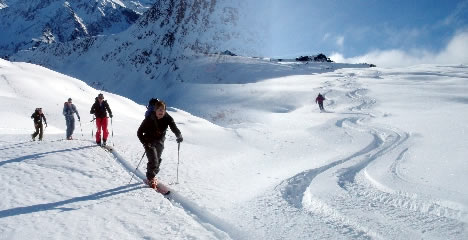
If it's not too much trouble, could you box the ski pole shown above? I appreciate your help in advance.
[90,118,96,137]
[110,117,114,146]
[79,119,84,137]
[128,151,146,184]
[176,142,180,184]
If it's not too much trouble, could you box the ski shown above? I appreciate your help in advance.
[97,144,113,152]
[101,145,113,152]
[143,179,171,195]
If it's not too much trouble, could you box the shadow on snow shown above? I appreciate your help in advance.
[0,183,142,218]
[0,145,95,167]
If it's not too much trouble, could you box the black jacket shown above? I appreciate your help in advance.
[90,98,112,118]
[31,111,47,125]
[137,112,181,145]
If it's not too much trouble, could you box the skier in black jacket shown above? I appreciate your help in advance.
[137,100,183,188]
[31,108,47,141]
[90,93,113,146]
[316,93,326,111]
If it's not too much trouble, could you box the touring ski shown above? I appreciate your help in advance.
[101,145,113,152]
[144,179,170,195]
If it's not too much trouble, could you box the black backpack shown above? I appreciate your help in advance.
[148,98,159,108]
[145,98,159,117]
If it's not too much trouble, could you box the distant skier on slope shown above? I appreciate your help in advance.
[137,100,183,189]
[31,108,47,141]
[90,93,113,146]
[316,93,326,111]
[63,98,80,140]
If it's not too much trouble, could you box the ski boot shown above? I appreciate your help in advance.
[147,178,158,189]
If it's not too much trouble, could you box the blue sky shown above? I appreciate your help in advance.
[260,0,468,66]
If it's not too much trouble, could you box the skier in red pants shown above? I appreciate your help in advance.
[90,93,113,146]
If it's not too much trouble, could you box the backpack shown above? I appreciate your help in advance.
[145,98,159,117]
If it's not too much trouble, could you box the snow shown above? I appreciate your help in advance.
[0,57,467,239]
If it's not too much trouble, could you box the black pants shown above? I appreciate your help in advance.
[32,123,44,140]
[318,102,324,111]
[145,141,164,180]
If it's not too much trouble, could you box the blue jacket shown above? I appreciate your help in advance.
[63,102,80,119]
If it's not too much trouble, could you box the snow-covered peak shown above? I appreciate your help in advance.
[11,0,268,102]
[133,0,265,56]
[0,0,153,57]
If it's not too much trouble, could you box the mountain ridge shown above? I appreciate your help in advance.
[0,0,155,57]
[11,0,267,102]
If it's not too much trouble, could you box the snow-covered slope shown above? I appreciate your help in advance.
[0,57,246,239]
[0,0,154,57]
[1,58,467,239]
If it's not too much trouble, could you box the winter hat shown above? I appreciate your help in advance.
[68,98,72,102]
[98,93,104,99]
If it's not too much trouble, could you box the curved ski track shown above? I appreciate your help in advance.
[280,74,467,239]
[103,145,244,240]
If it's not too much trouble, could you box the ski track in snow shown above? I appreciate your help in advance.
[101,141,245,240]
[0,138,242,240]
[2,60,468,239]
[279,73,468,239]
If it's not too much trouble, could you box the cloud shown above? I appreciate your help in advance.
[336,36,344,47]
[442,0,468,26]
[330,30,468,67]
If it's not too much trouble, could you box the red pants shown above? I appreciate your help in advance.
[95,117,109,143]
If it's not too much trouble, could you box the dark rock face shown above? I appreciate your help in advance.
[296,54,333,62]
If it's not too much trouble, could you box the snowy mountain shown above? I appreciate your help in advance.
[0,0,155,57]
[1,57,467,239]
[10,0,267,103]
[0,0,7,9]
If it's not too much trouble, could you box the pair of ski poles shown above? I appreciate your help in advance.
[128,142,181,184]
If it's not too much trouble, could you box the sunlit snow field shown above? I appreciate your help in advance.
[1,58,467,239]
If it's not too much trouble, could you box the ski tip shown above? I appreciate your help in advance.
[100,145,113,152]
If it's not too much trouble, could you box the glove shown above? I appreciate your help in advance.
[176,136,183,143]
[109,114,113,118]
[45,123,48,128]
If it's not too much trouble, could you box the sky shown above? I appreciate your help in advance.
[261,0,468,67]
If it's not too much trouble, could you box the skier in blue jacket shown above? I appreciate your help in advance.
[63,98,80,140]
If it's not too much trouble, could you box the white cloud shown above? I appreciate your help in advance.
[336,36,344,47]
[330,30,468,67]
[442,0,468,26]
